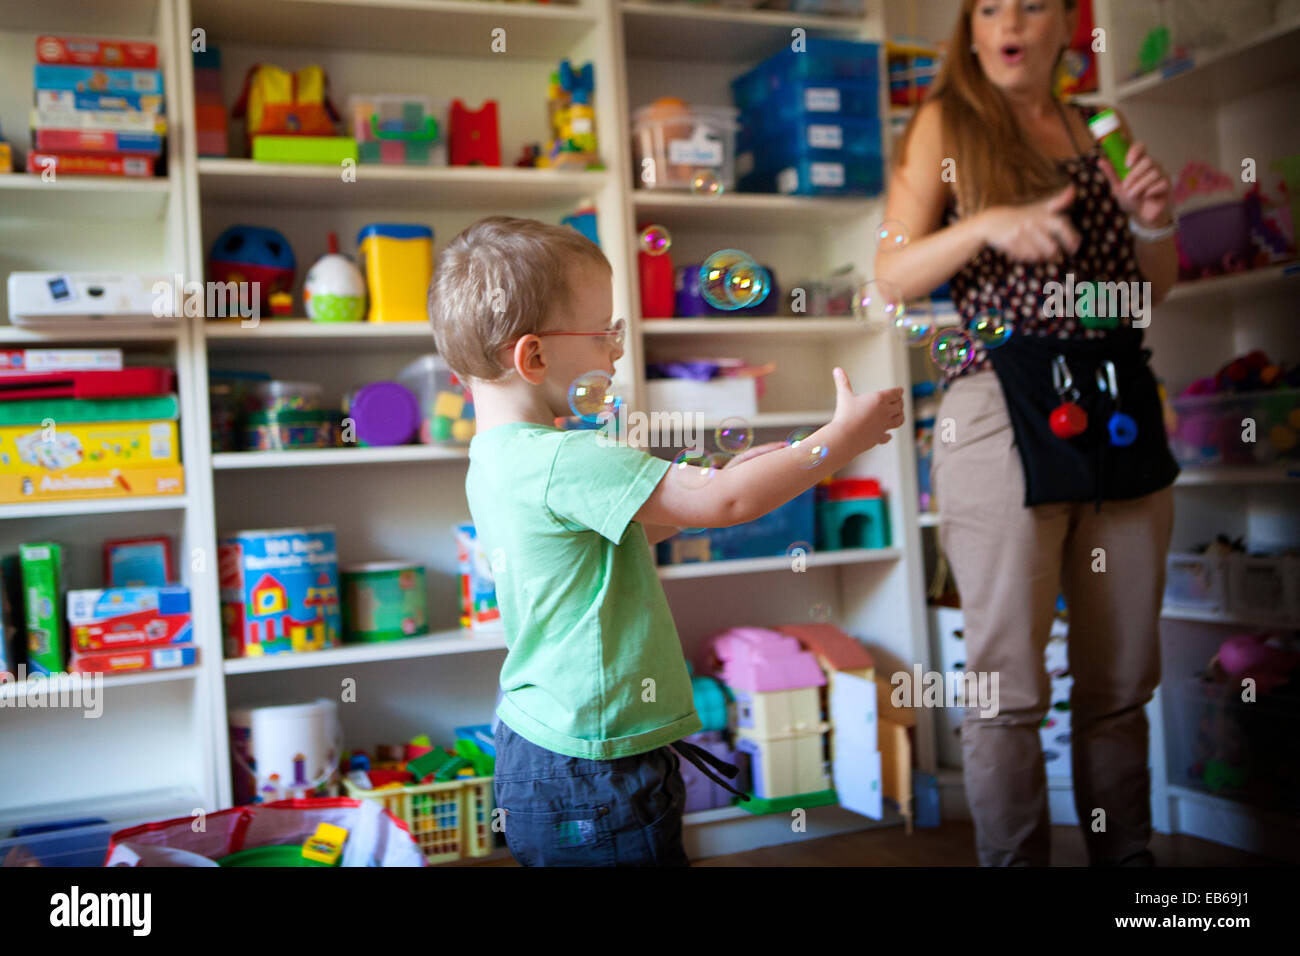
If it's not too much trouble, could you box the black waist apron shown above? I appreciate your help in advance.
[985,328,1180,510]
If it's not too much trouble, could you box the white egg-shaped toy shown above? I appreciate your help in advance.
[304,233,367,322]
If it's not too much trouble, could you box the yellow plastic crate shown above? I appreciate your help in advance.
[343,775,494,864]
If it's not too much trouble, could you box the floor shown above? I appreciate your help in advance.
[467,822,1279,866]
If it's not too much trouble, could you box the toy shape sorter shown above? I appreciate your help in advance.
[219,526,343,657]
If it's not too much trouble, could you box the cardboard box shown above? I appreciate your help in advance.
[0,420,178,475]
[33,64,163,96]
[0,464,184,504]
[68,586,191,651]
[645,376,759,418]
[35,36,157,69]
[70,643,197,674]
[20,543,64,676]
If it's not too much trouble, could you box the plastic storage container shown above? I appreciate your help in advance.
[348,94,448,166]
[0,818,113,867]
[731,39,880,112]
[657,488,815,564]
[738,114,882,162]
[1227,553,1293,622]
[357,223,435,323]
[737,135,883,196]
[250,380,323,414]
[737,78,880,138]
[1168,387,1300,467]
[244,410,336,451]
[1164,552,1227,612]
[397,354,475,445]
[632,99,739,191]
[343,775,494,864]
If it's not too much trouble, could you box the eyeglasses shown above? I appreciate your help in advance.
[502,317,626,352]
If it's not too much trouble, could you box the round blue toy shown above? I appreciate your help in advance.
[208,225,297,313]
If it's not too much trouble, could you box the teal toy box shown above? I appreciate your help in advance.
[815,478,890,550]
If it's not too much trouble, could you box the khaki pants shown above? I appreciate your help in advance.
[932,370,1174,866]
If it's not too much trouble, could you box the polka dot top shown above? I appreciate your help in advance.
[941,105,1143,385]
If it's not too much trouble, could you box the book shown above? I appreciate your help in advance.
[31,108,166,136]
[32,128,163,156]
[33,65,163,97]
[35,36,157,69]
[0,395,179,427]
[36,90,164,114]
[0,349,122,374]
[25,151,156,177]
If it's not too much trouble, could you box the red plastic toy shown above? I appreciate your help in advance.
[449,99,501,167]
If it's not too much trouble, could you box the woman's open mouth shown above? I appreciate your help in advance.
[1000,44,1026,65]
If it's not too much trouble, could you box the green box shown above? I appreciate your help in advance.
[251,135,359,165]
[20,542,64,676]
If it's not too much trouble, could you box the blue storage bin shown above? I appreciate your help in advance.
[737,136,882,196]
[0,818,112,867]
[738,115,882,160]
[737,79,880,138]
[657,488,816,564]
[732,39,879,112]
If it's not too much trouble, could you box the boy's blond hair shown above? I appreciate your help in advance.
[428,216,611,383]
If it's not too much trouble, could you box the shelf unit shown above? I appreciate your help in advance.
[898,0,1300,859]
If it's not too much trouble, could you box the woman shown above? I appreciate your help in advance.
[876,0,1180,866]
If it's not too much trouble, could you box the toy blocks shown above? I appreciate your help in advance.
[815,477,890,550]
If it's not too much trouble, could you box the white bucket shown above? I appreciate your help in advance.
[229,699,342,805]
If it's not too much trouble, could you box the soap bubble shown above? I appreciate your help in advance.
[809,603,832,623]
[971,309,1012,348]
[708,452,733,469]
[567,370,617,422]
[690,169,723,197]
[930,329,974,373]
[784,425,829,469]
[638,224,672,256]
[671,449,715,489]
[875,219,909,249]
[725,261,770,308]
[715,417,754,454]
[852,279,904,326]
[894,301,934,347]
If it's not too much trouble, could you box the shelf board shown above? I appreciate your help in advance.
[190,0,597,58]
[622,0,867,61]
[1163,261,1300,305]
[0,0,159,36]
[633,191,877,228]
[658,546,901,580]
[1174,465,1299,486]
[641,317,874,338]
[1116,19,1300,105]
[1162,605,1297,629]
[0,323,179,346]
[224,629,506,674]
[205,319,434,353]
[212,445,467,469]
[0,495,189,521]
[0,667,198,703]
[198,159,608,210]
[0,174,171,221]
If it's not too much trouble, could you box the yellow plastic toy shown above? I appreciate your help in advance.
[356,223,434,323]
[302,822,349,865]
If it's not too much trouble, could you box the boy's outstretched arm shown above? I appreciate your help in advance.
[634,368,905,531]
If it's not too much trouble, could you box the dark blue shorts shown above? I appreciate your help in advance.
[493,720,689,867]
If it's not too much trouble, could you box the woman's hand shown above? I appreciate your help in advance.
[1099,142,1173,229]
[978,184,1082,262]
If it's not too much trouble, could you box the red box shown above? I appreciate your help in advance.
[26,151,156,177]
[69,586,192,652]
[35,36,157,69]
[70,644,198,674]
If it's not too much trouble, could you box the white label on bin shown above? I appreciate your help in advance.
[808,124,843,149]
[811,163,845,187]
[777,167,798,194]
[668,127,724,167]
[736,151,754,176]
[805,87,841,112]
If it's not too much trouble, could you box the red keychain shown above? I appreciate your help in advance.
[1050,354,1088,439]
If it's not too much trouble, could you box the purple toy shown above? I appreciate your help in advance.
[347,381,419,447]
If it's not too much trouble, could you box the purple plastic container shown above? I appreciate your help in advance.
[1177,200,1251,270]
[347,381,419,447]
[679,731,749,812]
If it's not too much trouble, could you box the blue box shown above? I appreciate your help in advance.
[0,818,111,867]
[658,488,815,564]
[738,115,882,161]
[738,79,880,141]
[34,64,164,96]
[738,138,882,196]
[732,39,879,112]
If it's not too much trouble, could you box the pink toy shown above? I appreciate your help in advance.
[1212,633,1300,695]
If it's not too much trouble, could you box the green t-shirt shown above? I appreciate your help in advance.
[466,422,702,759]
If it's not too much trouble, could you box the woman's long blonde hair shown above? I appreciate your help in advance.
[895,0,1077,216]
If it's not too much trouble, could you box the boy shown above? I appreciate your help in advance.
[429,216,905,866]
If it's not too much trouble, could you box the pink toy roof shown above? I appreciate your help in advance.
[707,626,826,692]
[777,623,875,671]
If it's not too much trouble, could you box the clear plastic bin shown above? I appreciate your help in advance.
[1169,387,1300,467]
[250,380,323,414]
[397,354,475,445]
[632,99,739,191]
[731,39,879,112]
[1227,553,1293,622]
[1164,552,1227,612]
[1,818,114,867]
[737,137,882,196]
[348,94,448,166]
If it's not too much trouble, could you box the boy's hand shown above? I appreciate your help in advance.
[722,441,786,468]
[832,367,905,450]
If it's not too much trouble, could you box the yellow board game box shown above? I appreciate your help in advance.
[0,464,184,504]
[0,420,178,474]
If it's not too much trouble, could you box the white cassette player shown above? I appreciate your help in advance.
[7,272,174,327]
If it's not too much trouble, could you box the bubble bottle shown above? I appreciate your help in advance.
[1087,109,1130,180]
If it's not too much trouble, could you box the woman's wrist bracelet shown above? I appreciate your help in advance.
[1130,217,1177,242]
